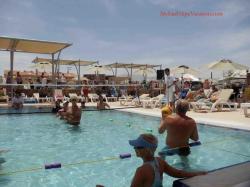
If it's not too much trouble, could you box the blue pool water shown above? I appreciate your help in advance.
[0,110,250,187]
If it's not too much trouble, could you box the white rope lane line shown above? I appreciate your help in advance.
[0,136,249,176]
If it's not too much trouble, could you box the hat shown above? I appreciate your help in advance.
[129,135,157,148]
[161,106,172,115]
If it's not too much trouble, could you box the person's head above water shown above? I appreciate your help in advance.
[129,134,158,157]
[70,96,78,103]
[175,99,189,115]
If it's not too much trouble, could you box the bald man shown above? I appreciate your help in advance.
[158,100,199,156]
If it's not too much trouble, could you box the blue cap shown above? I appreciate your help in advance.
[129,135,157,148]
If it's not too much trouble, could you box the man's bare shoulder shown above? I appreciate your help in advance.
[186,117,196,124]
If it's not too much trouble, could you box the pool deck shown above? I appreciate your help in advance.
[94,102,250,131]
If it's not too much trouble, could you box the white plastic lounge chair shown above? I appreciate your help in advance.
[33,93,51,103]
[190,89,237,112]
[119,95,134,106]
[0,88,9,103]
[88,93,99,103]
[69,93,84,102]
[241,103,250,117]
[141,94,165,108]
[131,94,150,107]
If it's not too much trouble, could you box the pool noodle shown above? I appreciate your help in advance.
[119,153,131,159]
[45,163,62,169]
[159,141,201,156]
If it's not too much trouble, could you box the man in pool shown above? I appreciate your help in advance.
[66,96,82,125]
[129,134,206,187]
[158,99,199,156]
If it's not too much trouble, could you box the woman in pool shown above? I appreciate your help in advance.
[97,93,110,110]
[129,134,206,187]
[11,90,24,109]
[57,101,69,119]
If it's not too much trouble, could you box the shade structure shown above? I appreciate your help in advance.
[32,57,97,66]
[32,57,98,83]
[0,36,71,54]
[105,62,161,78]
[171,65,200,76]
[0,36,72,98]
[207,59,249,71]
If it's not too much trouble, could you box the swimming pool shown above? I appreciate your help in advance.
[0,110,250,187]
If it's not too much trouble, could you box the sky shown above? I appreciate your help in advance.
[0,0,250,79]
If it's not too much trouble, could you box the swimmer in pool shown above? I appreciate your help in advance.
[129,134,206,187]
[57,101,69,119]
[158,100,199,157]
[97,93,110,110]
[66,96,81,125]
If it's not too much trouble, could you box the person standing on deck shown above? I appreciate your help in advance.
[164,68,176,109]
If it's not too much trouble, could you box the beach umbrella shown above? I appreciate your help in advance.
[207,59,249,81]
[87,65,111,75]
[207,59,249,70]
[182,73,199,81]
[171,65,200,76]
[134,67,155,81]
[207,59,249,71]
[29,62,52,72]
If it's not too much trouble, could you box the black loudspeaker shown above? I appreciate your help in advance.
[157,70,164,80]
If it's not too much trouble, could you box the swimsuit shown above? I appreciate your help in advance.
[144,158,163,187]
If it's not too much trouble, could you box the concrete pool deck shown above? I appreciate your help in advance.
[90,102,250,131]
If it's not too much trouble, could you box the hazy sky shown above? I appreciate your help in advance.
[0,0,250,78]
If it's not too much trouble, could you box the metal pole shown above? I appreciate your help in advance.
[52,53,55,84]
[78,60,81,84]
[10,50,14,99]
[130,63,133,81]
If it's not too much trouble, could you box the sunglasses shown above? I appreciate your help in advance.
[134,146,144,150]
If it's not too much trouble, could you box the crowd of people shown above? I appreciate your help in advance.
[2,67,248,187]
